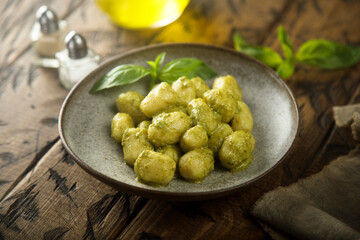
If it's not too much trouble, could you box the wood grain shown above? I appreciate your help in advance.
[118,0,360,239]
[271,0,360,182]
[0,0,87,199]
[0,0,359,239]
[0,0,132,199]
[0,54,68,198]
[0,0,293,238]
[0,0,85,67]
[0,141,147,239]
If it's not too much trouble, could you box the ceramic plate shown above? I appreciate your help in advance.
[59,43,299,201]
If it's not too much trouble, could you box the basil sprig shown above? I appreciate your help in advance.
[296,40,360,69]
[90,65,149,93]
[159,58,217,83]
[90,53,217,93]
[233,25,360,79]
[233,32,283,68]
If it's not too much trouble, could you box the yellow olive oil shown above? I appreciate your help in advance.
[95,0,190,29]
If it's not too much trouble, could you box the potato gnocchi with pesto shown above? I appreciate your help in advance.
[110,75,255,186]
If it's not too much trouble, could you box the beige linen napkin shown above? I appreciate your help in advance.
[334,104,360,140]
[251,104,360,240]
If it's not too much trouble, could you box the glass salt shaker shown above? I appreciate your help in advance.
[55,31,100,90]
[30,6,69,67]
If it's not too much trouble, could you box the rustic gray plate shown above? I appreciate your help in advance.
[59,43,299,201]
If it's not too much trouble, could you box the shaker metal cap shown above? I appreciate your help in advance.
[65,31,88,59]
[36,5,59,34]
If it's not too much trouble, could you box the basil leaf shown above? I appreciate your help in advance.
[239,45,283,68]
[159,58,217,83]
[90,65,150,93]
[276,60,294,79]
[278,25,293,59]
[233,32,247,51]
[233,32,283,68]
[147,61,156,70]
[296,39,360,69]
[147,61,157,88]
[147,52,166,87]
[155,52,166,67]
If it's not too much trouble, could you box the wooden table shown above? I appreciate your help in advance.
[0,0,359,239]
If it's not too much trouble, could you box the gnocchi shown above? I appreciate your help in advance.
[116,91,149,125]
[111,113,134,142]
[219,130,255,172]
[134,150,176,186]
[111,75,255,186]
[213,75,242,101]
[191,77,210,98]
[178,148,214,182]
[148,112,192,147]
[156,145,181,164]
[187,98,220,135]
[203,88,237,123]
[180,126,208,152]
[140,82,178,117]
[208,123,233,154]
[172,76,196,106]
[121,128,153,166]
[231,101,253,132]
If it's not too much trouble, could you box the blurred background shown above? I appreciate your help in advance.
[1,0,360,239]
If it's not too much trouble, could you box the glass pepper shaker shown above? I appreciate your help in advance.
[55,31,100,90]
[30,6,69,67]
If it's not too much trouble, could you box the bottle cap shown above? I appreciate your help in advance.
[36,6,59,34]
[65,31,88,59]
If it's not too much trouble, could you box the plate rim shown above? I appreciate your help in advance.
[58,42,300,201]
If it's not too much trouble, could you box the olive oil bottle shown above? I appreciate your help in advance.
[95,0,190,29]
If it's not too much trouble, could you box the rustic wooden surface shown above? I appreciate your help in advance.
[0,0,359,239]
